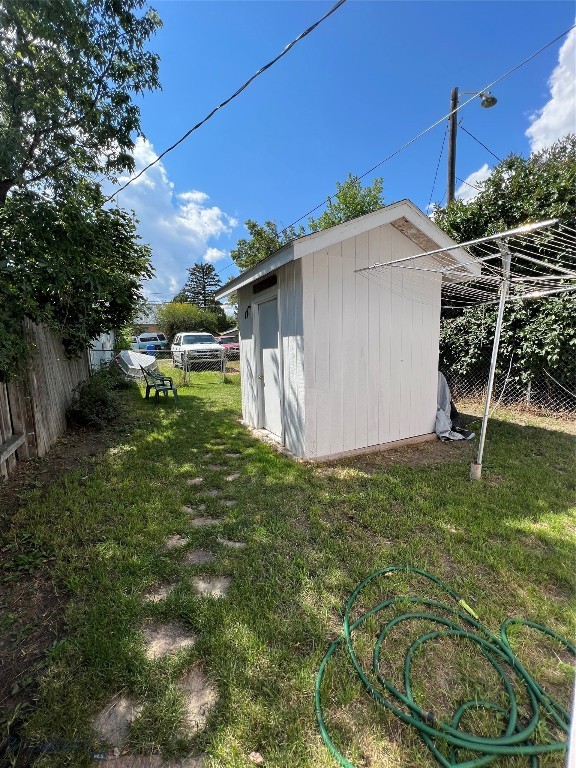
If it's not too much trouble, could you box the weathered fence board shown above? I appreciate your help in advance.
[0,323,90,479]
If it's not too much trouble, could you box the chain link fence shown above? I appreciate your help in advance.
[109,348,240,385]
[444,362,576,418]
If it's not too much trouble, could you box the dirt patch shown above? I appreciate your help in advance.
[0,423,125,727]
[336,437,476,473]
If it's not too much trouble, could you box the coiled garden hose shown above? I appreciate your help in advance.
[315,566,575,767]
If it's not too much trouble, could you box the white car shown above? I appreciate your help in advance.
[171,332,225,369]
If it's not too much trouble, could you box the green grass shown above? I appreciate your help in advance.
[1,372,575,767]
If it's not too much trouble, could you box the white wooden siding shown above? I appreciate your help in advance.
[238,264,306,457]
[279,260,305,457]
[302,223,441,458]
[238,285,258,428]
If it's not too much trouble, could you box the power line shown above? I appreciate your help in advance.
[105,0,347,202]
[459,124,502,162]
[427,122,449,211]
[279,23,575,235]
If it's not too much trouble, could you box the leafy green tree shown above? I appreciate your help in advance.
[435,135,576,385]
[0,184,153,380]
[156,302,220,341]
[308,174,384,232]
[0,0,161,205]
[229,175,383,274]
[230,220,303,273]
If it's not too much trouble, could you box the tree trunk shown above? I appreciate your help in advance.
[0,180,14,207]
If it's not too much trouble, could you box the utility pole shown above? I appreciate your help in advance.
[447,87,459,205]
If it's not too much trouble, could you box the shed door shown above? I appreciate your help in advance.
[258,298,282,437]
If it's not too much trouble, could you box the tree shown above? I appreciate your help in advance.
[229,175,384,274]
[156,303,220,341]
[0,184,153,380]
[179,263,222,311]
[0,0,161,205]
[434,135,576,385]
[308,174,384,232]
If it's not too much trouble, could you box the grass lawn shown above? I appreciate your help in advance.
[1,371,574,767]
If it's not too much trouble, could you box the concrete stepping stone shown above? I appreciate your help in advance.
[164,534,188,551]
[186,477,203,486]
[183,549,215,565]
[98,756,206,767]
[192,576,231,598]
[205,488,221,497]
[143,582,178,603]
[142,622,197,659]
[178,665,218,733]
[189,516,223,528]
[182,503,206,514]
[217,536,246,549]
[93,694,143,749]
[224,452,241,458]
[225,473,240,482]
[207,463,225,471]
[221,499,237,508]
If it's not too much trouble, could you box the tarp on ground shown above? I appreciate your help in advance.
[116,350,159,378]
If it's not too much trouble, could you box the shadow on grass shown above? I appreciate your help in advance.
[1,382,574,767]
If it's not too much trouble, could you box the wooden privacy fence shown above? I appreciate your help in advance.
[0,322,90,479]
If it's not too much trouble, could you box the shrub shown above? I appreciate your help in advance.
[67,363,127,429]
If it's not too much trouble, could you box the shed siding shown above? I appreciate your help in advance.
[238,285,258,428]
[237,263,305,456]
[279,260,305,457]
[303,223,441,458]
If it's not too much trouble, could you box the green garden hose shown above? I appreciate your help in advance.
[315,566,575,767]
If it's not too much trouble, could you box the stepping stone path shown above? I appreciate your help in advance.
[164,534,188,550]
[98,755,206,767]
[143,582,178,603]
[205,488,221,497]
[224,452,241,458]
[187,477,203,485]
[182,504,206,514]
[184,549,215,565]
[207,464,225,471]
[217,536,246,549]
[142,622,197,659]
[225,473,240,482]
[178,665,218,733]
[93,694,143,751]
[192,576,231,598]
[189,516,223,528]
[221,499,237,507]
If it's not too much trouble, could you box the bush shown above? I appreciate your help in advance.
[67,363,127,429]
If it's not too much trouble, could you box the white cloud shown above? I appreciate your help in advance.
[107,137,238,299]
[455,163,492,203]
[526,26,576,153]
[203,247,227,264]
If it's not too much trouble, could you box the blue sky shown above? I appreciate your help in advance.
[105,1,576,302]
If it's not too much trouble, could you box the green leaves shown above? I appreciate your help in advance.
[0,185,153,381]
[436,135,576,386]
[0,0,161,203]
[229,175,384,274]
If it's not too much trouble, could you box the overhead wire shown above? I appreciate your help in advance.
[427,123,449,211]
[105,0,347,202]
[279,23,575,236]
[459,124,502,162]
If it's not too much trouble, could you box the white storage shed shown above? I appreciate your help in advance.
[216,200,472,460]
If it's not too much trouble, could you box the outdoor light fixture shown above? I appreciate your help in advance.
[479,91,497,108]
[447,87,498,203]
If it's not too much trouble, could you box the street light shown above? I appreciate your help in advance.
[447,87,497,204]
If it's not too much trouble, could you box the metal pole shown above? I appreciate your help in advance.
[470,240,511,480]
[447,87,459,204]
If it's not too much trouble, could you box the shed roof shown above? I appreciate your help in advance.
[216,199,473,299]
